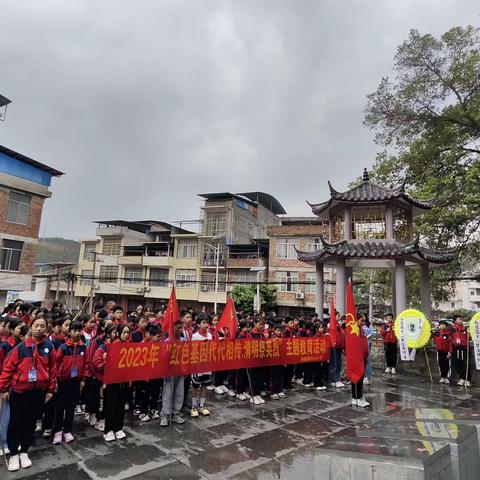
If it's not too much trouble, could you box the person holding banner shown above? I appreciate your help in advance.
[433,320,453,384]
[451,316,471,387]
[190,317,214,417]
[160,320,186,427]
[381,313,397,375]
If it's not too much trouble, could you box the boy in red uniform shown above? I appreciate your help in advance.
[451,316,471,387]
[52,320,89,444]
[433,320,453,384]
[0,317,57,472]
[381,313,397,374]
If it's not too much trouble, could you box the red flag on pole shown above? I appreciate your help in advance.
[329,297,337,347]
[216,294,238,339]
[345,279,366,384]
[163,284,179,340]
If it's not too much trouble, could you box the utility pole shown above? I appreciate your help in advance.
[55,264,61,301]
[89,252,97,314]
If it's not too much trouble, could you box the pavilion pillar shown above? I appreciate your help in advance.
[385,205,394,240]
[391,269,396,316]
[344,207,352,240]
[420,263,432,319]
[394,259,407,315]
[315,263,324,315]
[336,258,346,314]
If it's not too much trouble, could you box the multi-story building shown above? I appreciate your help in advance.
[75,220,193,311]
[267,217,332,316]
[0,145,63,305]
[434,273,480,313]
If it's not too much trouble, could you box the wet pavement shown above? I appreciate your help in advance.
[3,372,479,480]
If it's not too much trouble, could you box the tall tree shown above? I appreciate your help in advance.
[364,26,480,301]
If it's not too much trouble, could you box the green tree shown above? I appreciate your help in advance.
[364,26,480,301]
[231,284,277,315]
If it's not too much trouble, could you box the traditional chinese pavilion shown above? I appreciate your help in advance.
[297,169,455,317]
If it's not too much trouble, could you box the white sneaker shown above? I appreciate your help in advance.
[278,392,286,398]
[466,381,471,387]
[316,386,327,391]
[364,378,371,385]
[227,389,236,397]
[94,419,105,431]
[385,367,391,374]
[1,446,10,456]
[221,385,229,393]
[439,378,445,383]
[104,431,116,442]
[236,393,248,401]
[295,378,303,385]
[244,393,252,400]
[19,452,32,468]
[206,385,215,391]
[214,386,225,395]
[8,454,20,471]
[250,396,263,405]
[444,378,450,384]
[271,393,280,400]
[84,413,90,422]
[260,390,267,396]
[335,382,345,388]
[351,399,358,407]
[458,379,465,386]
[89,414,97,426]
[330,382,337,387]
[357,398,370,408]
[74,405,83,415]
[115,430,126,440]
[35,420,42,432]
[257,395,265,404]
[391,368,396,375]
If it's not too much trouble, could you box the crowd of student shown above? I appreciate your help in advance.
[0,299,474,473]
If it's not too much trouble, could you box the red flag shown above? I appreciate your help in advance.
[163,284,179,340]
[345,280,366,384]
[329,297,337,347]
[216,295,238,339]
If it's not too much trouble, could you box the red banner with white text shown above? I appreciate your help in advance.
[104,337,330,384]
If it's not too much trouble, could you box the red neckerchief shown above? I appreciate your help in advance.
[66,338,84,347]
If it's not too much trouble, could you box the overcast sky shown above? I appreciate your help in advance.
[0,0,478,239]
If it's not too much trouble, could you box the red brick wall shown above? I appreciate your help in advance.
[19,242,37,275]
[0,190,45,239]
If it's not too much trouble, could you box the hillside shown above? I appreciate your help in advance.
[36,237,81,264]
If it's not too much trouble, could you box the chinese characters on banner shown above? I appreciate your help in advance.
[104,337,331,384]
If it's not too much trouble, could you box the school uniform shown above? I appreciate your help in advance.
[311,332,331,388]
[249,328,265,396]
[191,330,213,388]
[0,337,57,455]
[270,334,284,395]
[351,335,369,400]
[381,322,398,368]
[86,335,104,419]
[433,329,453,379]
[131,329,146,410]
[94,341,128,434]
[328,326,344,384]
[451,325,471,382]
[53,340,89,434]
[161,334,186,418]
[234,331,249,394]
[182,326,193,404]
[283,327,296,389]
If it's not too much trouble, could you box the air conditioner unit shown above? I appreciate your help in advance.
[201,285,208,292]
[295,291,304,300]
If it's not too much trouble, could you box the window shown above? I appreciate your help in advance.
[1,239,23,271]
[80,269,93,286]
[99,266,118,284]
[307,238,321,251]
[7,192,31,225]
[204,212,227,236]
[276,271,299,292]
[175,269,196,288]
[102,238,121,256]
[83,243,97,261]
[305,272,316,294]
[230,269,257,285]
[352,206,386,240]
[200,271,227,291]
[331,215,344,242]
[276,238,299,259]
[393,207,409,242]
[149,268,169,287]
[177,239,198,259]
[124,267,143,285]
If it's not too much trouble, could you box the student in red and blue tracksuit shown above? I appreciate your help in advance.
[0,317,57,472]
[52,320,90,445]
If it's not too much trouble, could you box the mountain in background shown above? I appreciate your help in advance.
[36,237,81,264]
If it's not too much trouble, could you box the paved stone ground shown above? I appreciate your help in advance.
[2,371,479,480]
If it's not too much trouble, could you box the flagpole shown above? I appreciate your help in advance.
[465,328,470,391]
[424,348,433,384]
[246,368,255,409]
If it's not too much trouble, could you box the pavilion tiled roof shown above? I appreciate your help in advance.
[296,237,455,264]
[307,169,432,214]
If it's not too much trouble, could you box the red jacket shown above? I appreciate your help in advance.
[0,337,57,393]
[55,339,89,382]
[451,325,469,349]
[381,322,397,344]
[93,343,108,383]
[0,337,17,370]
[87,335,104,376]
[433,330,453,353]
